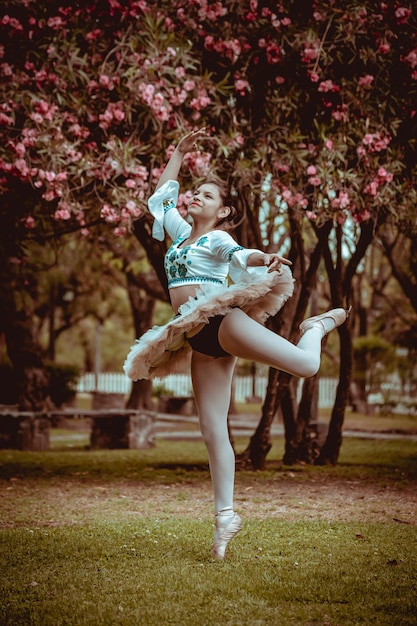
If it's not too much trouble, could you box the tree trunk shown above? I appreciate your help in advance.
[283,374,320,465]
[236,368,283,470]
[126,379,154,410]
[236,217,332,469]
[316,324,353,465]
[0,251,50,411]
[125,277,156,410]
[5,309,50,411]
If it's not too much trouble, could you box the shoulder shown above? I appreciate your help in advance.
[208,229,238,244]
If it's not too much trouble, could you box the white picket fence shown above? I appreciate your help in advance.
[78,373,339,408]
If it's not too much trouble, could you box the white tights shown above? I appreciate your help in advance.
[191,308,327,513]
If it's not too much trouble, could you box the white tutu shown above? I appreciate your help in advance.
[123,264,294,381]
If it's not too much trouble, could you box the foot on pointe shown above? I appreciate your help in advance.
[299,306,352,337]
[212,512,242,560]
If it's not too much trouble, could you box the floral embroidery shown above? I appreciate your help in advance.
[163,198,176,213]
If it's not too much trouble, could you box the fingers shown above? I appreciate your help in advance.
[178,127,208,153]
[265,254,292,273]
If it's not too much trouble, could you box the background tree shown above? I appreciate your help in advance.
[1,1,415,463]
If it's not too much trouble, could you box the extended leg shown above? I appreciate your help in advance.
[218,308,340,378]
[191,350,237,512]
[191,351,243,559]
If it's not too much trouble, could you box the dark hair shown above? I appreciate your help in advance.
[205,177,244,231]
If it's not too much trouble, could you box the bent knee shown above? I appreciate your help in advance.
[297,357,320,379]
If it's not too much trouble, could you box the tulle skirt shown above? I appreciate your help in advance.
[123,265,294,381]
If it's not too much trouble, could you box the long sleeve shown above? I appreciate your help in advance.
[147,180,191,242]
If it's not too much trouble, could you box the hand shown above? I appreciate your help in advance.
[177,127,208,155]
[264,253,292,274]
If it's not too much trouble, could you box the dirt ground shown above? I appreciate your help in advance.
[1,470,416,530]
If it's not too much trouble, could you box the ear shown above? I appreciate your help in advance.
[218,206,231,220]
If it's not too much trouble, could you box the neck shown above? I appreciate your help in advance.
[189,222,216,239]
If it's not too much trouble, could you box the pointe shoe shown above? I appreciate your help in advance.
[299,306,351,337]
[212,512,242,560]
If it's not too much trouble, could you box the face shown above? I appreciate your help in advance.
[187,183,229,225]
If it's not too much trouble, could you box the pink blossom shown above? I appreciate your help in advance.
[364,180,379,196]
[45,171,56,182]
[101,204,120,223]
[332,105,348,122]
[302,47,318,62]
[68,123,90,139]
[1,62,13,77]
[66,148,82,162]
[22,216,35,229]
[331,191,351,210]
[308,176,322,186]
[377,167,393,182]
[183,79,195,91]
[318,79,339,93]
[178,191,193,214]
[125,200,141,218]
[175,66,186,78]
[395,7,411,24]
[54,208,71,220]
[266,42,282,64]
[273,162,290,173]
[125,179,136,188]
[325,139,333,150]
[339,191,350,208]
[353,209,371,223]
[113,226,127,237]
[235,79,249,95]
[86,28,101,41]
[378,42,391,55]
[169,87,187,106]
[15,142,26,157]
[99,74,115,90]
[14,159,29,176]
[0,112,13,125]
[87,80,99,93]
[306,165,317,175]
[99,102,125,129]
[29,112,43,124]
[1,15,23,31]
[404,48,417,69]
[308,71,320,83]
[47,16,66,30]
[43,190,59,201]
[358,74,374,87]
[306,210,317,220]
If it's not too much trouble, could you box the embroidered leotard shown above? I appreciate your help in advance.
[149,179,259,289]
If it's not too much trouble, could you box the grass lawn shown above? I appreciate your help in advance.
[0,429,416,625]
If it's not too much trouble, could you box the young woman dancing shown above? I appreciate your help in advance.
[124,128,350,560]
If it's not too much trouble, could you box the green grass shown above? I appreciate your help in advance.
[1,438,417,625]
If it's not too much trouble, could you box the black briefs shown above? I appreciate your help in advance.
[187,315,231,358]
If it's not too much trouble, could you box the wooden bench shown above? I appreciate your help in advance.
[0,411,50,451]
[0,409,156,451]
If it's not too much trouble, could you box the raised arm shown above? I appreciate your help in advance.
[155,127,207,191]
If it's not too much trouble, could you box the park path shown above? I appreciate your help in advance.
[156,412,417,441]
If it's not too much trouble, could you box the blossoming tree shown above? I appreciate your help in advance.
[1,0,415,462]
